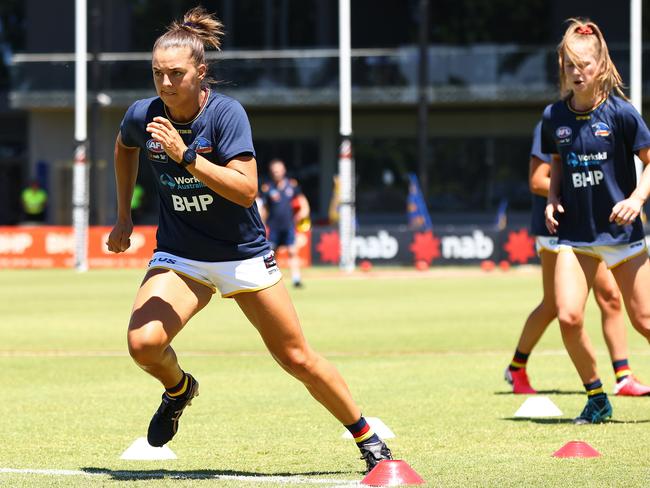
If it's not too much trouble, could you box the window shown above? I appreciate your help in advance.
[354,135,531,218]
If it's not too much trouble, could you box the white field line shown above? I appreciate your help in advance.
[2,348,649,358]
[0,468,359,485]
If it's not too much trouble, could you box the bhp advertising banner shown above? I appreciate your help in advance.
[0,226,313,269]
[0,226,157,269]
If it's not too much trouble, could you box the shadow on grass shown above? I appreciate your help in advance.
[494,390,584,396]
[501,417,650,424]
[81,467,356,481]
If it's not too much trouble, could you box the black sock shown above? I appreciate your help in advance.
[584,379,606,403]
[508,349,530,371]
[166,372,188,397]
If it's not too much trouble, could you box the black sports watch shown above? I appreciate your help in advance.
[181,147,197,167]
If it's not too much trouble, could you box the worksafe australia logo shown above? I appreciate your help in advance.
[159,173,206,190]
[160,173,176,189]
[567,151,607,168]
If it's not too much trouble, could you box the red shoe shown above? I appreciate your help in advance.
[613,376,650,396]
[504,367,537,394]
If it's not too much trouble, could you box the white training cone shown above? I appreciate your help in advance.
[341,417,396,439]
[514,396,563,418]
[120,437,177,460]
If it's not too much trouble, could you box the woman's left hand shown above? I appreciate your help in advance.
[610,196,644,226]
[146,116,186,163]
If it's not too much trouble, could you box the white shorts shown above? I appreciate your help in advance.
[558,240,647,269]
[535,236,560,255]
[148,251,282,297]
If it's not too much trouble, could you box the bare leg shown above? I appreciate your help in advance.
[611,253,650,342]
[555,250,600,384]
[592,261,626,361]
[234,281,360,424]
[514,251,558,353]
[127,268,212,387]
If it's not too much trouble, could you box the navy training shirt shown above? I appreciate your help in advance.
[260,178,302,231]
[120,89,270,261]
[541,95,650,246]
[529,120,553,237]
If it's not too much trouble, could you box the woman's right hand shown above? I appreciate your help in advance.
[545,199,564,235]
[107,219,134,253]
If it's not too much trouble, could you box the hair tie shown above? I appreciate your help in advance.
[576,25,593,35]
[183,21,199,29]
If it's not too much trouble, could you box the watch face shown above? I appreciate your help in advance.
[183,148,197,165]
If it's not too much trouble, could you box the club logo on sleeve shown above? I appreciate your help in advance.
[147,139,168,163]
[555,126,572,145]
[192,136,213,154]
[592,122,611,137]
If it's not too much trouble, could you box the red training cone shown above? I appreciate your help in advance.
[552,441,601,458]
[361,460,425,486]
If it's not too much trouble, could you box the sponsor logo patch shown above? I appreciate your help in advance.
[556,126,572,145]
[147,139,168,162]
[159,173,206,190]
[264,252,278,270]
[160,173,176,189]
[149,256,177,266]
[171,194,214,212]
[592,122,611,137]
[567,151,607,168]
[193,136,213,154]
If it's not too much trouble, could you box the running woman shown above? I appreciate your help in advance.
[259,158,310,288]
[107,7,392,471]
[543,18,650,424]
[505,121,650,396]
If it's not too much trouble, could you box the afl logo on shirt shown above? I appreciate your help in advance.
[592,122,611,137]
[147,139,168,163]
[556,126,572,145]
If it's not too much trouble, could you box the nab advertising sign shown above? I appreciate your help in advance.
[311,226,538,266]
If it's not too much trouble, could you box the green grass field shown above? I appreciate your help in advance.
[3,267,650,487]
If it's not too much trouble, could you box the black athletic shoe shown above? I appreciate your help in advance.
[147,374,199,447]
[573,395,612,425]
[360,440,393,474]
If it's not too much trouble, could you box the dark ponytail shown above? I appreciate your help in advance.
[153,6,224,85]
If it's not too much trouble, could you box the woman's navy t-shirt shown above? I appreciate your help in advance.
[120,90,270,261]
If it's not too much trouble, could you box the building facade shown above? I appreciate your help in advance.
[5,0,649,226]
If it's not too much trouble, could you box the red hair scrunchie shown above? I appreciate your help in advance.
[576,25,593,35]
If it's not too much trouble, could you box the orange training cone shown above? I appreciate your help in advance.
[360,260,373,272]
[361,460,425,486]
[552,441,601,458]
